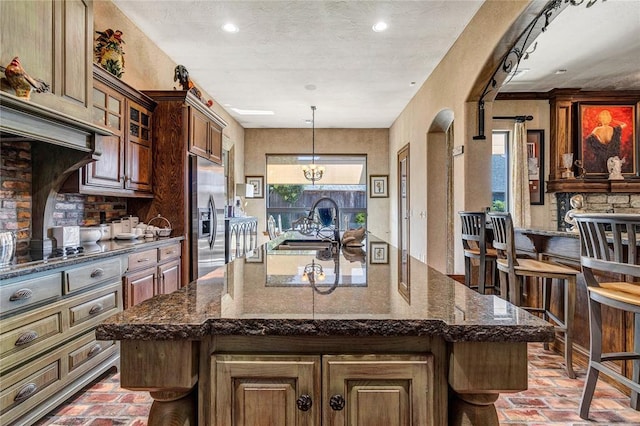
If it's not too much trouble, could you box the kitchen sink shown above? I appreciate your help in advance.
[273,239,335,250]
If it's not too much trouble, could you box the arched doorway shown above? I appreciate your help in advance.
[426,109,454,273]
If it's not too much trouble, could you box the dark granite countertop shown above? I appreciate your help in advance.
[96,234,554,343]
[0,236,184,280]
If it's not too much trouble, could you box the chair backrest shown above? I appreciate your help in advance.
[267,215,278,239]
[487,211,518,270]
[573,213,640,284]
[459,211,487,252]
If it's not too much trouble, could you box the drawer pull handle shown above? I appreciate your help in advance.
[15,330,39,346]
[88,344,103,358]
[329,394,345,411]
[90,268,104,278]
[9,288,33,301]
[296,394,312,411]
[14,383,38,403]
[89,303,104,315]
[137,258,150,263]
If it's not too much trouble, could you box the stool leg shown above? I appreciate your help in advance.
[564,276,576,379]
[464,256,472,288]
[498,270,509,301]
[632,312,639,410]
[580,295,602,419]
[478,257,486,294]
[542,278,552,351]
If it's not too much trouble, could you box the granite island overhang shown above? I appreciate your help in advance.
[97,236,554,426]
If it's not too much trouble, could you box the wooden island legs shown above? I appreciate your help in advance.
[449,392,500,426]
[148,389,197,426]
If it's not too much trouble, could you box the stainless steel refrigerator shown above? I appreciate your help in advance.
[189,155,226,280]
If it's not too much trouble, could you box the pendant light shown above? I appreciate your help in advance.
[302,105,324,182]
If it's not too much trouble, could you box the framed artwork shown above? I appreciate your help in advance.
[526,129,544,205]
[370,175,388,198]
[246,176,264,198]
[369,241,389,264]
[578,104,637,177]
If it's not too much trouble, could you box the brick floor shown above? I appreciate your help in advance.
[35,342,640,425]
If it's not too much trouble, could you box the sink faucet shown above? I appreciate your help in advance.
[308,197,341,243]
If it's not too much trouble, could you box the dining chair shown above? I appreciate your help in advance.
[459,211,498,294]
[573,213,639,419]
[488,211,579,378]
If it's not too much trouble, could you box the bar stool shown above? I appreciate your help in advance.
[573,213,640,419]
[488,211,579,378]
[459,211,498,294]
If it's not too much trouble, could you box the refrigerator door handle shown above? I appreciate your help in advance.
[209,195,216,249]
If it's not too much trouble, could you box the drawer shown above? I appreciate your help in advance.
[159,242,181,262]
[0,313,62,358]
[0,359,60,415]
[0,273,62,315]
[68,290,118,328]
[65,258,122,294]
[127,249,157,272]
[68,338,115,373]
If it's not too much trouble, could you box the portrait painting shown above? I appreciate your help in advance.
[578,104,636,176]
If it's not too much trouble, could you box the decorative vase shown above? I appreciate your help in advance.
[95,29,125,78]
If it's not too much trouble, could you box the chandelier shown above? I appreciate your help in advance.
[301,260,325,283]
[302,106,324,182]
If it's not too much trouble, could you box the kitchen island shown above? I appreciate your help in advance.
[96,235,554,426]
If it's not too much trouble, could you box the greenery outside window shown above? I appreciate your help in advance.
[266,155,367,232]
[491,131,509,212]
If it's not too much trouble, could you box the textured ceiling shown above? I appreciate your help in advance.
[112,0,640,129]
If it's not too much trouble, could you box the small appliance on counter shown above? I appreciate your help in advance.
[51,226,80,248]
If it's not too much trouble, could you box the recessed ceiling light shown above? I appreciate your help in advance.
[555,69,567,74]
[305,84,317,91]
[222,23,239,33]
[230,107,274,116]
[372,21,388,32]
[410,81,416,86]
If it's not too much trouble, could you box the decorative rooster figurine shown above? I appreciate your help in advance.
[95,29,125,78]
[1,57,50,100]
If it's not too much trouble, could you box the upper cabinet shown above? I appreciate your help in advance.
[0,0,93,122]
[61,65,156,197]
[145,90,227,165]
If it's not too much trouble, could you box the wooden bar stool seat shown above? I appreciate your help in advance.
[459,211,498,295]
[488,211,579,379]
[574,213,640,420]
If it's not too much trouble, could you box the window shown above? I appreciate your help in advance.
[491,131,509,211]
[266,155,367,232]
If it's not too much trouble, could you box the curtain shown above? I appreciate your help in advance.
[510,121,531,227]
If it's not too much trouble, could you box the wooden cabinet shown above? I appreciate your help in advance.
[189,108,223,164]
[0,256,123,425]
[545,89,640,193]
[123,241,182,309]
[132,90,227,283]
[0,0,94,122]
[211,354,433,426]
[61,65,156,197]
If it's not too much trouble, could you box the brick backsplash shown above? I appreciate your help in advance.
[1,141,128,247]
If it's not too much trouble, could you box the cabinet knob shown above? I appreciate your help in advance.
[329,394,345,411]
[14,382,37,403]
[296,394,312,411]
[9,288,33,301]
[88,343,103,358]
[90,268,104,278]
[89,303,104,315]
[15,330,38,346]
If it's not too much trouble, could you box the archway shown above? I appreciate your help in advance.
[426,109,454,273]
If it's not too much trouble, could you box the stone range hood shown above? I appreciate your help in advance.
[0,92,111,252]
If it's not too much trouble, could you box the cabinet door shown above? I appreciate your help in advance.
[158,259,181,295]
[213,355,320,426]
[85,82,125,189]
[189,108,210,159]
[323,354,433,426]
[124,268,156,309]
[209,120,223,164]
[125,101,153,192]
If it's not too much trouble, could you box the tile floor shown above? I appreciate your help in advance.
[35,342,640,426]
